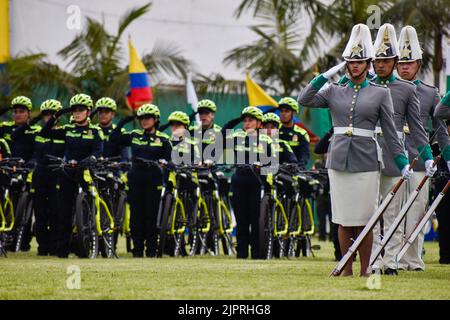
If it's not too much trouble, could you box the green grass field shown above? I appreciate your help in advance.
[1,237,449,300]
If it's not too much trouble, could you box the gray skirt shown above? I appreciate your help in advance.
[329,169,380,227]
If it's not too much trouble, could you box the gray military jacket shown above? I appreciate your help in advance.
[434,91,450,120]
[298,75,408,173]
[373,75,430,176]
[405,80,450,171]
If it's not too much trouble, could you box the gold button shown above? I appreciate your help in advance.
[350,108,354,112]
[349,124,353,127]
[349,116,353,119]
[353,95,357,98]
[352,101,355,104]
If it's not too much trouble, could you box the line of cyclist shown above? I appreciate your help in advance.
[0,93,313,259]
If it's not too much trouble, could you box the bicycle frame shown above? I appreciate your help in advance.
[82,169,115,237]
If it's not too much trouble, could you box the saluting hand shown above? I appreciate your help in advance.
[54,108,71,118]
[323,61,347,79]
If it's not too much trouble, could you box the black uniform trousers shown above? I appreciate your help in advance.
[55,169,81,257]
[32,166,59,255]
[127,169,162,257]
[231,173,262,259]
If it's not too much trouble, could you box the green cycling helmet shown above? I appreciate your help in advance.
[197,99,217,112]
[137,104,160,119]
[70,93,93,110]
[11,96,32,111]
[263,113,280,126]
[278,97,299,113]
[241,106,263,121]
[168,111,190,127]
[40,99,62,112]
[95,97,117,111]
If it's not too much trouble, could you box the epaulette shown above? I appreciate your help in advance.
[232,130,246,138]
[0,121,14,127]
[397,78,415,87]
[293,125,308,136]
[156,131,170,140]
[420,81,437,90]
[259,134,272,143]
[368,81,389,89]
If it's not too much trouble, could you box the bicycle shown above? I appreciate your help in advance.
[286,169,324,258]
[190,163,235,256]
[48,155,117,258]
[0,158,33,255]
[91,157,130,257]
[257,163,291,259]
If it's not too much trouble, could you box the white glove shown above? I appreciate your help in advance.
[401,164,413,181]
[425,159,437,177]
[323,61,347,79]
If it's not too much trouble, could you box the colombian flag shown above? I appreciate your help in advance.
[245,73,277,113]
[127,40,152,110]
[245,73,317,142]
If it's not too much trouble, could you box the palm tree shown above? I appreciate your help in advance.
[59,2,191,107]
[59,3,189,102]
[224,0,316,95]
[0,53,78,108]
[1,2,191,110]
[385,0,450,87]
[234,0,450,87]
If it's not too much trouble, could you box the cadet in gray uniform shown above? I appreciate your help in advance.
[298,24,411,277]
[370,24,436,275]
[397,26,450,271]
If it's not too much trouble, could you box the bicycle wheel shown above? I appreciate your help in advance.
[74,192,99,258]
[99,197,115,259]
[14,192,33,252]
[189,197,207,256]
[173,194,187,257]
[258,195,274,260]
[206,196,219,256]
[113,190,127,252]
[114,191,127,231]
[219,197,235,256]
[273,202,289,259]
[157,192,173,258]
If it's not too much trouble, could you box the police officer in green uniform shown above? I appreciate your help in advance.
[39,93,104,258]
[227,107,273,259]
[0,96,40,163]
[0,96,40,251]
[110,104,172,257]
[168,111,200,165]
[12,99,66,256]
[189,99,222,162]
[278,97,310,168]
[262,113,297,164]
[93,97,129,160]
